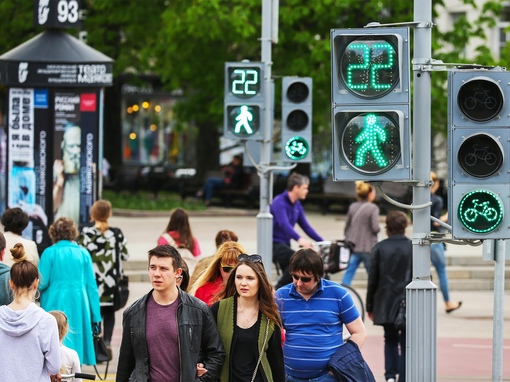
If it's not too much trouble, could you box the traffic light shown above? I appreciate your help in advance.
[224,62,264,140]
[330,27,411,181]
[281,77,312,163]
[447,68,510,239]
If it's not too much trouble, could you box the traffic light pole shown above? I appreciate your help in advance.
[257,0,275,274]
[408,0,437,380]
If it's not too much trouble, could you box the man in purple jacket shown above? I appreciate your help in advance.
[271,172,323,289]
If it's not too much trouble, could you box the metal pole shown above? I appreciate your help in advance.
[257,0,274,279]
[408,0,437,380]
[492,239,505,380]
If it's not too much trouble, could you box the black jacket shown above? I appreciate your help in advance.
[116,288,225,382]
[366,235,412,325]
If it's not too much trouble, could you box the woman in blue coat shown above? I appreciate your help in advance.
[39,217,101,365]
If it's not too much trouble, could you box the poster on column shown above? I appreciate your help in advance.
[53,90,98,228]
[7,88,52,251]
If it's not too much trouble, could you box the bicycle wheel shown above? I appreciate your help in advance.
[341,284,365,321]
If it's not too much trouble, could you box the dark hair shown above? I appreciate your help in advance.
[286,173,309,191]
[0,232,5,252]
[289,248,324,280]
[10,243,38,290]
[49,217,78,243]
[164,208,194,252]
[214,230,238,248]
[179,259,190,291]
[147,244,182,270]
[1,208,29,235]
[385,210,409,236]
[221,260,282,328]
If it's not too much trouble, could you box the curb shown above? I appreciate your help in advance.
[113,207,259,218]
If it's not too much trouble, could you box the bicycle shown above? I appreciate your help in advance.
[315,240,366,323]
[61,372,96,381]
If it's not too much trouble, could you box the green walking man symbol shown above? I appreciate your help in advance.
[354,113,388,168]
[234,105,254,134]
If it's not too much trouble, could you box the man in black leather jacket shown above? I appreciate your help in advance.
[116,245,225,382]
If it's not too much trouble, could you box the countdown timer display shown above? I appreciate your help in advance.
[339,36,400,99]
[228,67,261,99]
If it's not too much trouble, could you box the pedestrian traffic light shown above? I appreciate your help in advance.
[224,62,264,140]
[330,27,411,181]
[281,77,312,163]
[447,68,510,239]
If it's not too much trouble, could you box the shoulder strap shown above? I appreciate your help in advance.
[110,227,122,278]
[161,232,177,247]
[351,202,369,225]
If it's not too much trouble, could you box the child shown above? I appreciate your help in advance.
[49,311,82,382]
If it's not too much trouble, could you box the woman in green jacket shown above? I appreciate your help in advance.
[211,254,285,382]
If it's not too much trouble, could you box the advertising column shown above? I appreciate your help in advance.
[53,90,98,227]
[8,87,52,249]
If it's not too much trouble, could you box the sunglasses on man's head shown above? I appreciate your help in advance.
[238,254,263,263]
[220,263,235,273]
[291,273,313,283]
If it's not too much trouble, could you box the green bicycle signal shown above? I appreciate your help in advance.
[458,190,504,234]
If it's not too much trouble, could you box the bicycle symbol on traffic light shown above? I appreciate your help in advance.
[463,199,498,223]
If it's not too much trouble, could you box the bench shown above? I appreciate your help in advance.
[305,177,412,214]
[180,169,260,208]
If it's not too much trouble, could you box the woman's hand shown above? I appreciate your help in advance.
[50,372,61,382]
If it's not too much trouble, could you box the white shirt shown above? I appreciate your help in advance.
[1,231,39,267]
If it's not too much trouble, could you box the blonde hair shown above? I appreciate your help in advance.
[90,199,112,233]
[189,241,246,297]
[355,181,373,200]
[49,310,68,342]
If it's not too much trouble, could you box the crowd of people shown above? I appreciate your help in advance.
[0,171,459,382]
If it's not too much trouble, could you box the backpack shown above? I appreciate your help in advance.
[160,233,197,275]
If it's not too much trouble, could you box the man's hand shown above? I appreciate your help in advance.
[50,373,61,382]
[197,363,208,377]
[297,237,314,249]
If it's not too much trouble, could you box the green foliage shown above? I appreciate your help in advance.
[103,190,206,211]
[0,0,504,168]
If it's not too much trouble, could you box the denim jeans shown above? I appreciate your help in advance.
[383,323,406,382]
[430,242,450,303]
[341,252,371,286]
[201,177,224,202]
[286,371,337,382]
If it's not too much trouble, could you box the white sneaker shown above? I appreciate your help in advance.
[387,379,396,382]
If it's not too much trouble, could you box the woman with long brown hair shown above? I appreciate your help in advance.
[210,254,285,382]
[157,207,201,256]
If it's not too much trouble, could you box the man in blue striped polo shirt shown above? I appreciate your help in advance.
[275,248,366,381]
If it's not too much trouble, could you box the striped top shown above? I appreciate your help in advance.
[275,279,359,378]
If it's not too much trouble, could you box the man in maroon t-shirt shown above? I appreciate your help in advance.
[116,245,225,382]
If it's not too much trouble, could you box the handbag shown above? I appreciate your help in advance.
[323,240,354,274]
[114,275,130,311]
[112,228,130,311]
[93,323,111,380]
[394,266,411,330]
[394,299,406,330]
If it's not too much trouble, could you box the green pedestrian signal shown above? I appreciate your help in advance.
[457,190,504,234]
[331,27,411,181]
[224,62,264,140]
[336,111,402,175]
[226,105,260,137]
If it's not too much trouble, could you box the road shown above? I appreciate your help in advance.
[82,210,510,381]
